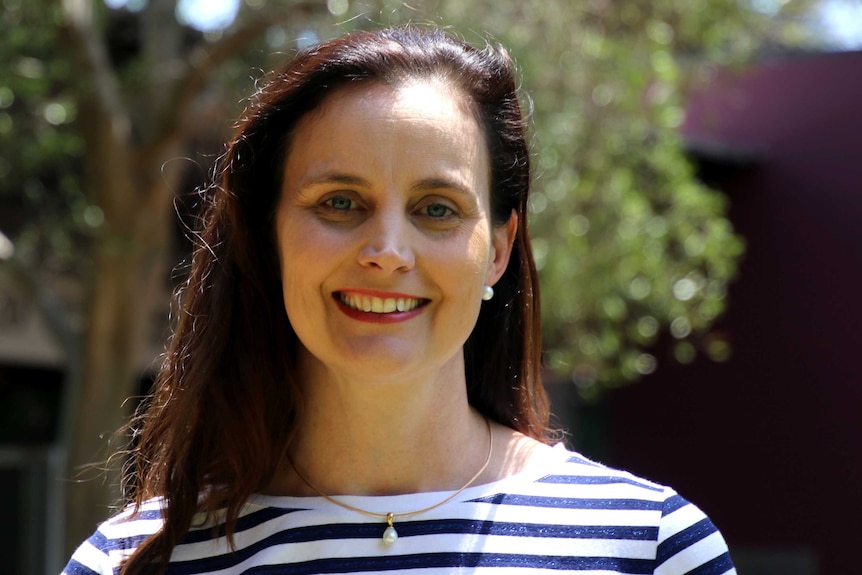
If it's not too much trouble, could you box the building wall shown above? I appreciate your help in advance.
[598,51,862,574]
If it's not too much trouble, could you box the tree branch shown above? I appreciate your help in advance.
[136,2,327,172]
[60,0,130,143]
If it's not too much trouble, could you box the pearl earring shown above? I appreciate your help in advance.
[481,285,494,301]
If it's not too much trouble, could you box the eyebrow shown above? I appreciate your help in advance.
[300,173,371,189]
[300,172,478,197]
[410,177,477,198]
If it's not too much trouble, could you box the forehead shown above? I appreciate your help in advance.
[283,79,490,187]
[303,78,480,138]
[374,78,475,119]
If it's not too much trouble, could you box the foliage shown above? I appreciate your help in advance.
[0,0,89,280]
[467,0,818,394]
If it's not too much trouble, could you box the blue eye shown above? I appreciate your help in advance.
[326,196,355,211]
[425,203,454,218]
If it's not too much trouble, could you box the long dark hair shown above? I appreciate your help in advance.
[120,25,547,574]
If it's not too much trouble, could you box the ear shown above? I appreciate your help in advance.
[485,210,518,287]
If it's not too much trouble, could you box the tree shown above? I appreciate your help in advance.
[2,0,332,559]
[0,0,827,563]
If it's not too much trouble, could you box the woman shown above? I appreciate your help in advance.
[64,26,736,575]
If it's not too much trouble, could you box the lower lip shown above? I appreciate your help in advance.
[334,297,427,324]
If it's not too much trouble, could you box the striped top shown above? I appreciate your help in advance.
[63,445,736,574]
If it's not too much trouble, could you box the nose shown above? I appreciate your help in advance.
[356,209,415,272]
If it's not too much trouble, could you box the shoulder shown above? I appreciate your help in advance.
[513,442,677,498]
[491,444,737,574]
[62,499,165,575]
[474,442,682,517]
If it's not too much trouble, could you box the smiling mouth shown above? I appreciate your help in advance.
[337,292,428,314]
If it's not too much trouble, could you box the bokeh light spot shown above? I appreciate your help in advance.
[635,353,658,375]
[637,316,659,338]
[670,316,692,338]
[327,0,349,16]
[673,278,697,301]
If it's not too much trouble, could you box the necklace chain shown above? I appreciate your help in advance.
[288,417,493,543]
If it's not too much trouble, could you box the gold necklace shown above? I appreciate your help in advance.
[288,417,493,544]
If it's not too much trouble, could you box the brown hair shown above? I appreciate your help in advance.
[120,25,548,574]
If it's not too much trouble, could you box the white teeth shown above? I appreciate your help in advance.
[340,293,422,314]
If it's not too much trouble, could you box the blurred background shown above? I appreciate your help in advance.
[1,0,860,573]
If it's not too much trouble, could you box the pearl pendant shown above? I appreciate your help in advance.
[382,525,398,544]
[382,512,398,544]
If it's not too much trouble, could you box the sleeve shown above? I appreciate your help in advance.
[61,530,115,575]
[654,492,737,575]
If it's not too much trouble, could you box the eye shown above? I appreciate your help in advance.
[416,200,460,220]
[324,195,356,211]
[425,203,454,218]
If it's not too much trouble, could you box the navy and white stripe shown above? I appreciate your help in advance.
[63,445,736,574]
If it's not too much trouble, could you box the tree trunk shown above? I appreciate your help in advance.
[65,88,178,556]
[64,249,139,553]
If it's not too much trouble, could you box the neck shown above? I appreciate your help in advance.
[272,348,492,497]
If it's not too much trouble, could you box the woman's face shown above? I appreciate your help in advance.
[275,80,515,384]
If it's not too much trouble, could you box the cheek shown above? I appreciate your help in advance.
[277,247,324,341]
[276,212,355,317]
[465,224,495,276]
[276,217,320,307]
[277,210,330,271]
[431,227,495,298]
